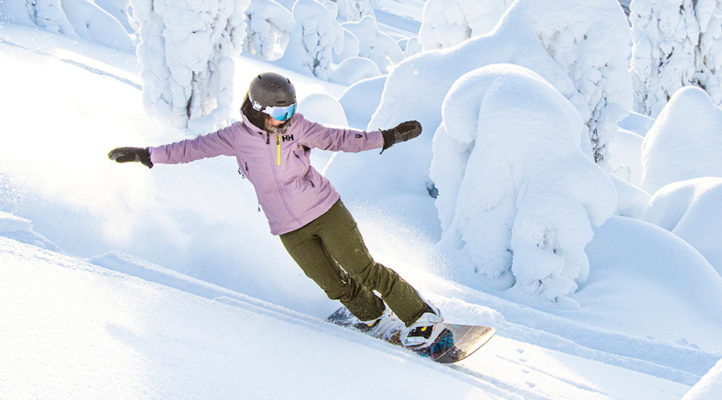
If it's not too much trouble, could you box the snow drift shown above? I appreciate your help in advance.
[641,177,722,276]
[684,359,722,400]
[641,86,722,194]
[584,216,722,353]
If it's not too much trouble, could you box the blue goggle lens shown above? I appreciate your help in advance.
[264,103,297,122]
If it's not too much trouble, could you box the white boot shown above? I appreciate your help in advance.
[355,307,405,340]
[401,303,444,349]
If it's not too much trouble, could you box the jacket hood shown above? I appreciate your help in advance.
[241,95,266,131]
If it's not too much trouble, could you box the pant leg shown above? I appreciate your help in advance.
[280,222,385,322]
[315,200,428,326]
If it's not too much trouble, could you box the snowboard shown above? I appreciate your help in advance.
[327,307,495,364]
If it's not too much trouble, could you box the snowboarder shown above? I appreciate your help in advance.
[108,72,444,349]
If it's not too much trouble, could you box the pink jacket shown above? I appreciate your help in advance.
[149,114,384,235]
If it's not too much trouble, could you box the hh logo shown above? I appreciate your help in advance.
[281,134,295,142]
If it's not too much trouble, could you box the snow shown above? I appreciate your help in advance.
[0,0,135,50]
[418,0,514,50]
[330,55,382,84]
[630,0,722,114]
[430,64,617,300]
[243,0,294,61]
[131,0,249,129]
[0,238,496,399]
[371,0,632,166]
[695,0,722,106]
[330,0,375,22]
[630,0,700,116]
[609,127,645,186]
[277,0,343,80]
[640,177,722,276]
[2,0,722,398]
[685,359,722,400]
[641,86,722,193]
[341,15,405,73]
[582,216,722,353]
[0,211,60,251]
[63,0,136,51]
[94,0,136,33]
[609,174,651,218]
[338,75,386,129]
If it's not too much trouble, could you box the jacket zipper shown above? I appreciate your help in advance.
[266,132,298,223]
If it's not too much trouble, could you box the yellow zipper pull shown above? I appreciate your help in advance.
[277,135,281,166]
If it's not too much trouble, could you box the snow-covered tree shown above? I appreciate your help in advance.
[371,0,632,166]
[277,0,343,80]
[694,0,722,105]
[431,64,616,300]
[533,0,632,165]
[619,0,631,15]
[95,0,135,33]
[342,15,404,73]
[63,0,135,50]
[631,0,722,115]
[243,0,294,60]
[327,0,374,22]
[3,0,134,50]
[330,56,381,84]
[641,86,722,193]
[399,36,422,57]
[630,0,700,116]
[334,27,360,62]
[131,0,248,129]
[24,0,75,34]
[418,0,514,50]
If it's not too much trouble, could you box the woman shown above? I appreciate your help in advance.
[108,72,443,348]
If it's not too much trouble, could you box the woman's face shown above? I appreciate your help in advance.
[264,115,293,133]
[265,116,285,131]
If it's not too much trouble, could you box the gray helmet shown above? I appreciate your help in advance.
[248,72,296,110]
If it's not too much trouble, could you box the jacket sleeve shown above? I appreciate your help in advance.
[296,114,384,153]
[149,124,238,164]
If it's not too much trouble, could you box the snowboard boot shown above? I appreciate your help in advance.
[401,302,445,349]
[353,307,405,341]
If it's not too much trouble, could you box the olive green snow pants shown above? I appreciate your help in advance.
[280,200,427,326]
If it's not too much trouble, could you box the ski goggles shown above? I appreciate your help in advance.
[261,103,297,122]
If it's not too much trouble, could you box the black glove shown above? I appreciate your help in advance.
[380,120,422,153]
[108,147,153,168]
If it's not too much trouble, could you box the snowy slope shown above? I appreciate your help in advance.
[2,3,722,399]
[0,237,493,399]
[0,237,690,399]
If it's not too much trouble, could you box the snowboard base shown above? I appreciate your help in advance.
[327,307,495,364]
